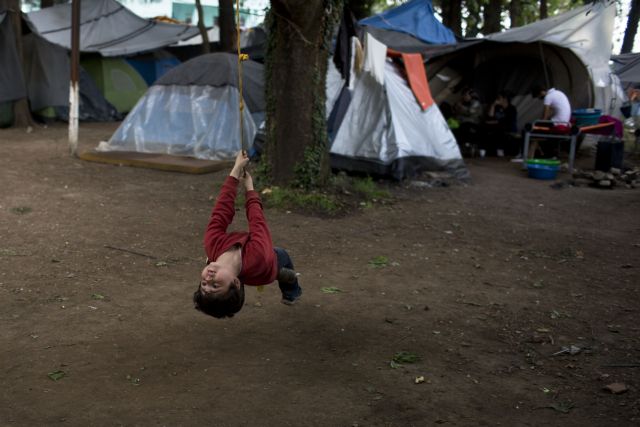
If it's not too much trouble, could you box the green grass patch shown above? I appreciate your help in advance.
[263,186,343,216]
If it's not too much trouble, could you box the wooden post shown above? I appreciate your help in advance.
[68,0,80,156]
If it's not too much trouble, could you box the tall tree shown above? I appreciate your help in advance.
[438,0,462,37]
[195,0,211,54]
[482,0,503,34]
[509,0,524,27]
[540,0,548,19]
[219,0,236,52]
[264,0,341,187]
[0,0,32,127]
[621,0,640,54]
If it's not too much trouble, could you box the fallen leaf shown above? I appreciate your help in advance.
[392,351,420,364]
[414,376,425,384]
[155,261,168,267]
[48,370,66,381]
[321,287,343,294]
[368,256,389,268]
[91,294,105,300]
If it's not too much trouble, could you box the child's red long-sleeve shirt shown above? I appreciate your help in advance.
[203,176,278,286]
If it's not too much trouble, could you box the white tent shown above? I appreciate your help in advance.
[326,58,468,180]
[99,53,262,160]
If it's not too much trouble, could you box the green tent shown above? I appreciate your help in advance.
[81,56,148,114]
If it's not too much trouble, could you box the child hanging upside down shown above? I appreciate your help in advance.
[193,151,302,318]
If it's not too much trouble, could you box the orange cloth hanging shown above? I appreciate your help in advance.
[400,52,433,111]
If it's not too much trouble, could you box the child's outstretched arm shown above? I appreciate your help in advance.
[242,171,275,256]
[203,151,250,249]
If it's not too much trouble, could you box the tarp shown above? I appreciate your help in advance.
[0,11,27,104]
[612,53,640,87]
[0,9,119,122]
[100,53,264,160]
[359,0,456,46]
[27,0,199,57]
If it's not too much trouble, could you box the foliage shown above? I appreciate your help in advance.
[259,172,392,216]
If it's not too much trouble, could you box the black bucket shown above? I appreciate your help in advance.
[595,138,624,172]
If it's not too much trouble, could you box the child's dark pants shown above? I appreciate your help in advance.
[274,247,302,301]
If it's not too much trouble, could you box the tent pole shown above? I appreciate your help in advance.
[538,41,550,88]
[68,0,80,157]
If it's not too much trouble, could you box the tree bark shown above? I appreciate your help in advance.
[219,0,236,52]
[539,0,548,20]
[265,0,340,187]
[195,0,211,54]
[0,0,33,127]
[438,0,462,37]
[621,0,640,54]
[509,0,524,28]
[482,0,502,34]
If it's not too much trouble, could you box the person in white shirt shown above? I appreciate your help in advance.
[528,84,572,158]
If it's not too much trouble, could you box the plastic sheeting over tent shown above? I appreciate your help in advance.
[27,0,199,57]
[326,59,468,180]
[359,0,456,46]
[100,53,264,160]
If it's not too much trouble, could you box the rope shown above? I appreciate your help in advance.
[235,0,248,150]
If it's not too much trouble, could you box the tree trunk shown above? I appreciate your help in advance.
[463,1,482,37]
[482,0,502,34]
[439,0,462,37]
[195,0,210,54]
[509,0,524,28]
[219,0,236,52]
[539,0,548,20]
[265,0,340,188]
[348,0,372,21]
[621,0,640,54]
[40,0,54,7]
[1,0,33,127]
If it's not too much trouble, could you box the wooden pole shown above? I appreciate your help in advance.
[68,0,80,156]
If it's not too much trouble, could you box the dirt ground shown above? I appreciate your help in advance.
[1,122,639,427]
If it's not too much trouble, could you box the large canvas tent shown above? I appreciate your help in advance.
[100,53,264,160]
[422,1,622,131]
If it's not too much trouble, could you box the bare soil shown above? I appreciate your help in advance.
[1,123,639,427]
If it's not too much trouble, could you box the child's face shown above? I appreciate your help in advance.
[200,262,238,296]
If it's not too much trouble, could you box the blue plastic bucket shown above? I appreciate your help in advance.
[527,159,560,180]
[572,108,601,127]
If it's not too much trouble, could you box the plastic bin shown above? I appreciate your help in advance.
[526,159,560,180]
[572,108,601,127]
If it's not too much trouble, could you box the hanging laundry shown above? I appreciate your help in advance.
[363,33,387,85]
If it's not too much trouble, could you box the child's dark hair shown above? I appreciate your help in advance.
[193,284,245,319]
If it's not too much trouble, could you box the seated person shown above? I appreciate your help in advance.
[480,90,518,157]
[452,88,483,147]
[528,84,572,158]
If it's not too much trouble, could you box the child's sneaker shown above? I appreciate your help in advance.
[281,285,302,305]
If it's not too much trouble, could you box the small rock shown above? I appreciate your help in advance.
[605,173,615,181]
[598,180,612,188]
[604,383,628,394]
[610,167,621,175]
[593,171,606,181]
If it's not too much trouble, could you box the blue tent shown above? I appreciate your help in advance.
[359,0,456,45]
